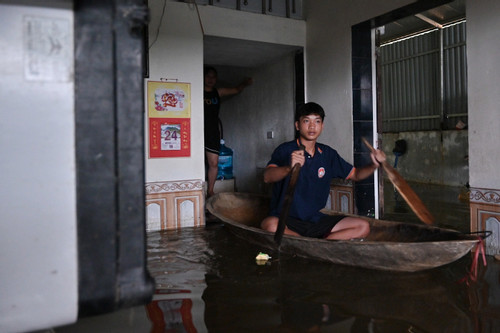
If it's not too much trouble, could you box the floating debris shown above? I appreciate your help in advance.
[255,252,271,265]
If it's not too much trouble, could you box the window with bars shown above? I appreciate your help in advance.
[379,21,467,132]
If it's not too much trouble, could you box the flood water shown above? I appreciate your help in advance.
[54,222,500,333]
[54,183,500,333]
[144,224,499,333]
[383,181,471,232]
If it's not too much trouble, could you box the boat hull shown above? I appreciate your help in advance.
[207,192,479,272]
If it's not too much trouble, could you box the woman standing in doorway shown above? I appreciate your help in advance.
[204,66,252,197]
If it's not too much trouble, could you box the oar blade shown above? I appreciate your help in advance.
[362,137,435,225]
[385,163,434,224]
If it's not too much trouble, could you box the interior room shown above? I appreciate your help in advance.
[2,0,500,332]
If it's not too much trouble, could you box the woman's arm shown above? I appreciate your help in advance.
[218,77,253,98]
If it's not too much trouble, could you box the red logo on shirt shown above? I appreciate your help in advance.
[318,167,325,178]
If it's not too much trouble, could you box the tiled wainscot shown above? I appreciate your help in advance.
[146,180,204,231]
[470,187,500,255]
[325,179,355,214]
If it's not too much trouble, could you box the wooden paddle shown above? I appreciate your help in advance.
[362,137,435,225]
[274,163,301,246]
[274,146,305,246]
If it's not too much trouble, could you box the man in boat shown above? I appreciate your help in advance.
[261,102,386,240]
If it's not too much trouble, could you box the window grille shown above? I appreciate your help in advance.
[380,21,467,132]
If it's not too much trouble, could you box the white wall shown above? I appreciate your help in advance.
[146,0,305,184]
[146,1,205,182]
[0,3,78,332]
[467,0,500,190]
[217,54,296,194]
[304,0,500,193]
[198,2,305,46]
[150,0,500,196]
[303,0,414,162]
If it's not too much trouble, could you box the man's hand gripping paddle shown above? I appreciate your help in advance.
[274,145,305,246]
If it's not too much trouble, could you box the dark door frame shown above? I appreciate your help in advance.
[74,0,154,316]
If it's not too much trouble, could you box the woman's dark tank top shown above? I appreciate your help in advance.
[204,89,220,130]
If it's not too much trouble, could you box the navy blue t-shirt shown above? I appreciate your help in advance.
[267,139,354,222]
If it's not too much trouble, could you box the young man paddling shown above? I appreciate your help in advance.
[261,102,386,240]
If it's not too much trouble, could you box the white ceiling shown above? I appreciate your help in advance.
[203,0,465,64]
[381,0,465,43]
[204,35,302,68]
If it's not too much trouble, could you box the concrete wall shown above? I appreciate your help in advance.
[0,3,78,331]
[148,0,500,225]
[302,0,499,193]
[146,1,305,184]
[146,1,205,182]
[466,0,500,253]
[303,0,413,162]
[382,131,469,186]
[217,54,296,194]
[467,0,500,190]
[197,1,306,46]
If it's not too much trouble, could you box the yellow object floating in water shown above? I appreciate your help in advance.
[255,252,271,265]
[256,252,271,260]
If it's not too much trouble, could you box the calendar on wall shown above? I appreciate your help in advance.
[147,81,191,158]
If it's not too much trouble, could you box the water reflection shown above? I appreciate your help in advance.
[383,181,470,232]
[145,224,500,333]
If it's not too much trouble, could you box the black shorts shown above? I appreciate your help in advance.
[286,215,346,238]
[204,121,221,154]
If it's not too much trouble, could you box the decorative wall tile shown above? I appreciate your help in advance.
[352,89,373,121]
[326,180,355,214]
[352,22,375,216]
[470,188,500,205]
[175,196,199,228]
[485,217,500,256]
[146,179,203,194]
[145,199,166,231]
[470,187,500,255]
[145,180,204,231]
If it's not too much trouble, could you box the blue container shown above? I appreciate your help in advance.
[217,139,233,180]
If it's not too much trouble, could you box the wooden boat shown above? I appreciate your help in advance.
[206,192,481,272]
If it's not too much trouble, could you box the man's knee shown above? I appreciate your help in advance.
[333,217,370,238]
[261,216,278,232]
[359,221,370,238]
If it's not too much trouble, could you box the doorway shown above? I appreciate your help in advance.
[203,36,303,195]
[352,0,469,229]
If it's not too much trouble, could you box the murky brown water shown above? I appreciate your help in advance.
[55,222,500,333]
[55,183,500,333]
[144,223,500,333]
[383,180,470,231]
